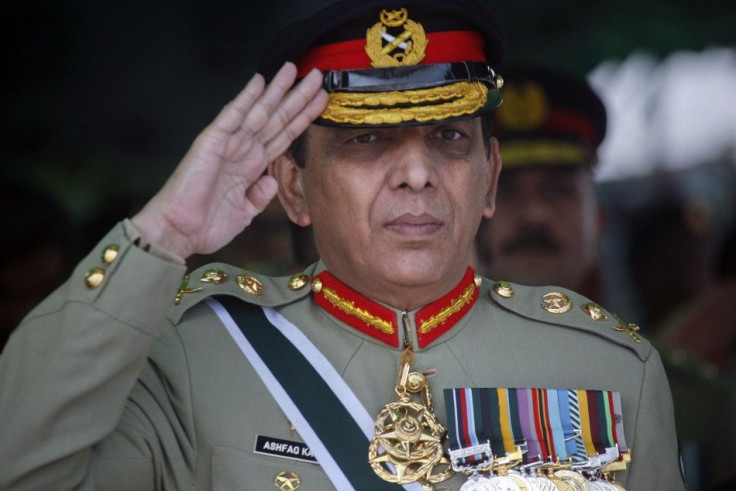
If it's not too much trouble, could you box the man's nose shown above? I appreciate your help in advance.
[387,138,439,191]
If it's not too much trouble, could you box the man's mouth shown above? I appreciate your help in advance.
[384,213,443,236]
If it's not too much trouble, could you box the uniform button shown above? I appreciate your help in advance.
[101,244,120,265]
[288,273,309,290]
[492,281,514,298]
[311,278,323,294]
[85,267,105,288]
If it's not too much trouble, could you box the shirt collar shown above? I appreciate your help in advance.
[310,266,481,349]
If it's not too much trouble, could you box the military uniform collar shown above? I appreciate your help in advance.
[310,264,481,349]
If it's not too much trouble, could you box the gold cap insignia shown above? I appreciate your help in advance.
[541,291,572,314]
[497,81,549,131]
[365,8,427,67]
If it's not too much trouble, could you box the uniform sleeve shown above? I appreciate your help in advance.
[623,347,687,490]
[0,221,187,490]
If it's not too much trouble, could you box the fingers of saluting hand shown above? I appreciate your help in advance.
[263,71,328,160]
[212,62,326,160]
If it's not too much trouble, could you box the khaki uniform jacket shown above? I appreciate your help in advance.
[0,221,685,490]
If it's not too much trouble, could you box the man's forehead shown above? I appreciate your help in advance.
[308,117,483,135]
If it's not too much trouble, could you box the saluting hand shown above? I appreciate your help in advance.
[131,63,327,259]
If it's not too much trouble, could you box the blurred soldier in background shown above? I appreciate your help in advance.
[475,63,605,301]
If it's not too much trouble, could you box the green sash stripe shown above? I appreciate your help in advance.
[218,297,396,490]
[507,388,525,446]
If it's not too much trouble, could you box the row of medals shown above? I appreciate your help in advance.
[367,353,628,490]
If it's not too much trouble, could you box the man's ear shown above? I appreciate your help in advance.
[268,154,312,227]
[483,137,503,219]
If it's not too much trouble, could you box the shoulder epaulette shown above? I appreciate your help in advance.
[168,262,315,324]
[481,279,652,362]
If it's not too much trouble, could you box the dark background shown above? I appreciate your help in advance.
[5,0,736,198]
[3,3,736,489]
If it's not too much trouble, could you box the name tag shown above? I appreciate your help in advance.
[254,435,319,464]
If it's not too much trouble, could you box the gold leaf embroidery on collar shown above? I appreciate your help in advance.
[418,283,476,334]
[322,287,395,334]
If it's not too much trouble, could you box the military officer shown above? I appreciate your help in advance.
[0,1,683,490]
[475,63,606,301]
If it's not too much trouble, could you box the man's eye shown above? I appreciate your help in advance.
[351,133,378,143]
[437,129,463,140]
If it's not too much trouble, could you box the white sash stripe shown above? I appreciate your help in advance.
[207,299,354,491]
[263,307,374,437]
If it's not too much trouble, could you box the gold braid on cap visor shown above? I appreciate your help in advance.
[321,81,490,126]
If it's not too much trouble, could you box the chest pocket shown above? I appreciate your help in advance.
[212,445,332,490]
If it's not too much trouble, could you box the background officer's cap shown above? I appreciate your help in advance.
[258,0,505,127]
[492,63,607,168]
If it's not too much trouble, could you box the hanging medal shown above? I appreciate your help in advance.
[368,347,453,487]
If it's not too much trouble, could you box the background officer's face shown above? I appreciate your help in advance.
[480,166,601,290]
[294,118,500,309]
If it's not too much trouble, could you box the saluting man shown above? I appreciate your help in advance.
[0,1,684,489]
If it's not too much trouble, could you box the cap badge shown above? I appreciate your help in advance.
[365,8,427,68]
[497,81,549,131]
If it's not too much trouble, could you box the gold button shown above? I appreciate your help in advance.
[201,268,228,284]
[496,74,504,89]
[274,471,301,490]
[237,274,263,296]
[85,267,105,288]
[581,302,607,321]
[541,291,572,314]
[492,281,514,298]
[288,273,309,290]
[101,244,119,265]
[311,278,323,294]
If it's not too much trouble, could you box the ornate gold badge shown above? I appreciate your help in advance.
[365,8,427,67]
[581,302,608,321]
[541,291,572,314]
[173,274,203,304]
[369,348,453,486]
[497,81,549,131]
[200,268,228,284]
[237,274,263,296]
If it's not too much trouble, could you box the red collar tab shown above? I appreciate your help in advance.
[311,267,480,348]
[415,267,480,348]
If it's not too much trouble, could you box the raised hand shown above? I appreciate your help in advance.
[131,63,327,259]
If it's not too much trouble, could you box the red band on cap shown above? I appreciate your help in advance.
[547,111,599,144]
[296,30,486,78]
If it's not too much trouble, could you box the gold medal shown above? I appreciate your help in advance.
[368,347,453,486]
